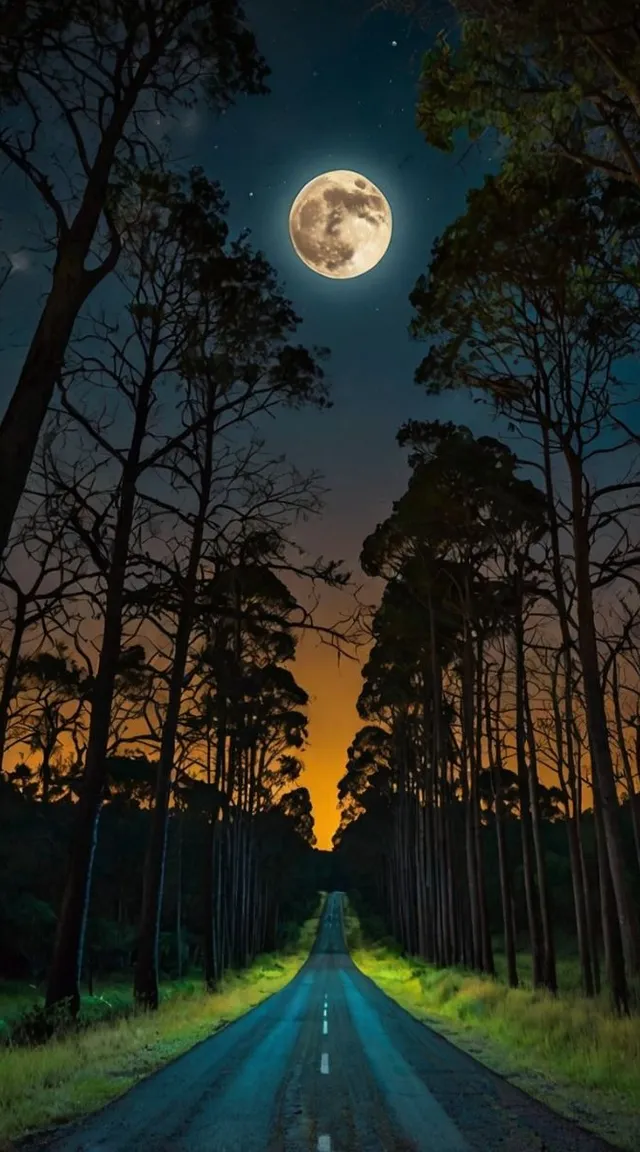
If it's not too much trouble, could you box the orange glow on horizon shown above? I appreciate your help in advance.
[294,633,363,850]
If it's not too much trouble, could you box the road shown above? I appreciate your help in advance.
[42,892,616,1152]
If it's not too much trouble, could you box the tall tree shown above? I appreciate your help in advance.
[409,161,640,989]
[356,421,548,977]
[45,165,330,1014]
[0,0,268,559]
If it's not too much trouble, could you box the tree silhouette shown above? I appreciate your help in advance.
[0,0,269,559]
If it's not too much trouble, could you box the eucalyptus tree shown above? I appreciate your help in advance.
[337,725,393,826]
[45,164,331,1015]
[188,561,311,988]
[133,463,336,1007]
[0,0,269,558]
[176,549,328,988]
[230,661,309,969]
[255,786,317,950]
[409,162,640,986]
[360,421,550,975]
[356,620,424,958]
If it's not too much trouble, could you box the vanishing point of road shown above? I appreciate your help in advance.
[41,892,616,1152]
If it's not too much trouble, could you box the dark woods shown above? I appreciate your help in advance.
[0,1,349,1023]
[0,770,319,997]
[337,1,640,1014]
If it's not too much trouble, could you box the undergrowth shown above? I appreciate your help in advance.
[0,899,323,1145]
[346,899,640,1151]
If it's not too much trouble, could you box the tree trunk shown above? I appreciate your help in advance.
[568,452,640,978]
[592,769,629,1014]
[462,627,482,969]
[523,657,557,993]
[475,636,494,976]
[40,744,54,805]
[134,585,201,1007]
[134,395,215,1008]
[0,591,26,768]
[514,588,543,985]
[0,270,94,558]
[611,656,640,876]
[203,698,225,990]
[46,374,153,1014]
[486,661,518,988]
[175,812,183,981]
[552,651,594,996]
[0,69,153,560]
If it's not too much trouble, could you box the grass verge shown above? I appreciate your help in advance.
[345,900,640,1152]
[0,900,323,1147]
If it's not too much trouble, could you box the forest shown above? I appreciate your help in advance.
[335,0,640,1018]
[0,0,350,1031]
[1,5,640,1145]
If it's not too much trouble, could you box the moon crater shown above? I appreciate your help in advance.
[289,170,392,279]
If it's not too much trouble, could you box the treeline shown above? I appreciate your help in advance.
[0,1,348,1018]
[336,0,640,1013]
[0,771,319,989]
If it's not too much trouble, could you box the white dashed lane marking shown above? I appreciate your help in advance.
[318,1137,331,1151]
[323,1019,328,1035]
[320,1052,330,1075]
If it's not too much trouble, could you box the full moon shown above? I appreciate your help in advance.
[289,170,392,279]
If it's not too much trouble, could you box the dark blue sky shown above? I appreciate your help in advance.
[196,0,494,565]
[1,0,495,571]
[0,0,499,843]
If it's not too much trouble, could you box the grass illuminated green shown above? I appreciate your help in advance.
[0,902,322,1145]
[345,902,640,1152]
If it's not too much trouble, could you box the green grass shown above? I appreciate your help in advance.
[0,901,323,1146]
[346,902,640,1152]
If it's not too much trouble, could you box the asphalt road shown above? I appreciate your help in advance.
[42,892,617,1152]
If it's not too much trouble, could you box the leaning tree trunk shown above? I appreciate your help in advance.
[0,67,156,561]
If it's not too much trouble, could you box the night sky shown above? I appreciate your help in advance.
[1,0,497,848]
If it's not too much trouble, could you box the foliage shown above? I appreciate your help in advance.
[0,901,323,1144]
[416,2,640,190]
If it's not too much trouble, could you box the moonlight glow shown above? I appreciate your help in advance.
[289,170,392,279]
